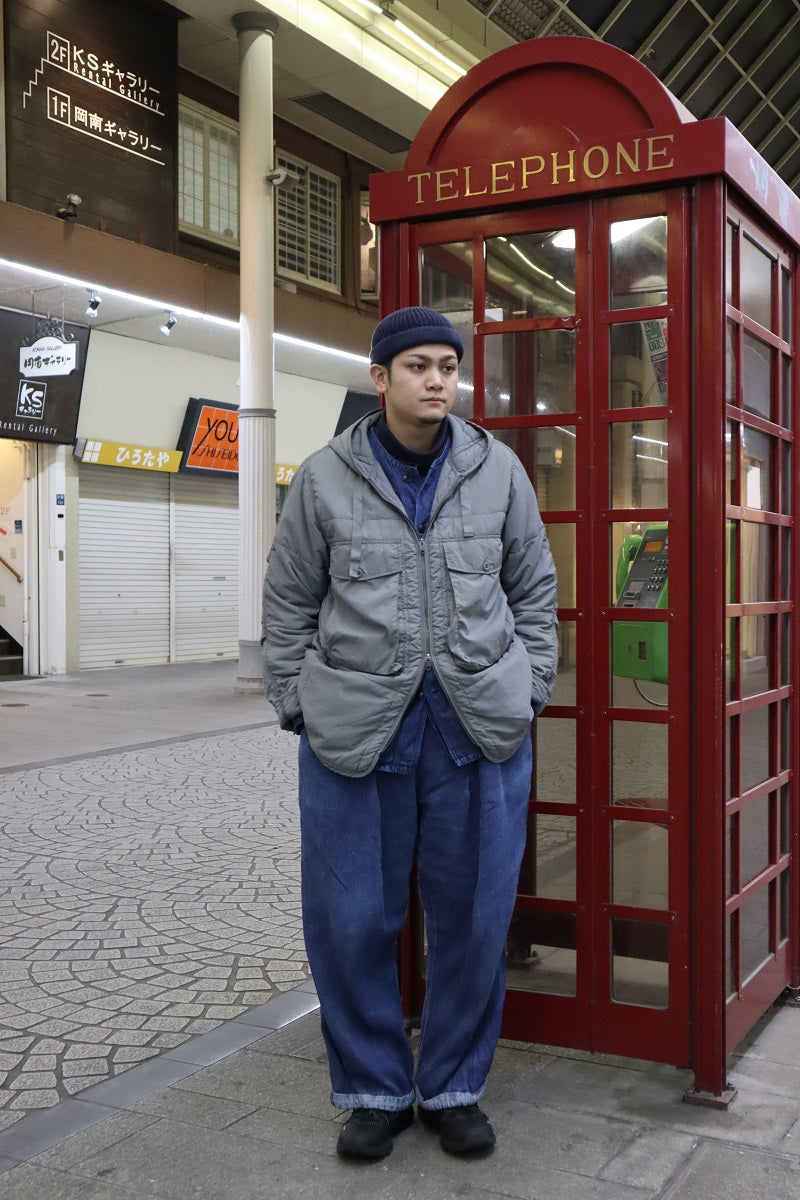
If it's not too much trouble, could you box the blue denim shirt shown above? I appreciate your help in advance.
[368,418,481,773]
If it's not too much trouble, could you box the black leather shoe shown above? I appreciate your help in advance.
[418,1104,496,1155]
[336,1106,414,1159]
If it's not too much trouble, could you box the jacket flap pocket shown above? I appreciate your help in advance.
[329,542,402,580]
[443,538,502,575]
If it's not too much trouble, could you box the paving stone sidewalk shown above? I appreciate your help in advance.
[0,722,308,1126]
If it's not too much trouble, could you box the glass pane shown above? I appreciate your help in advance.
[781,440,792,514]
[612,821,668,908]
[740,703,770,793]
[507,909,576,995]
[726,421,738,505]
[780,613,791,687]
[517,814,575,898]
[612,522,668,609]
[485,230,575,319]
[782,268,792,344]
[740,235,773,331]
[742,332,773,421]
[611,722,669,811]
[611,918,668,1008]
[727,617,737,702]
[493,426,576,510]
[742,427,774,511]
[727,914,737,998]
[533,720,576,806]
[740,522,774,603]
[740,792,771,885]
[610,420,668,509]
[727,812,737,896]
[420,242,474,419]
[726,221,734,306]
[610,320,668,407]
[741,614,770,696]
[553,621,577,705]
[547,523,575,608]
[485,330,576,417]
[782,355,792,430]
[359,191,377,297]
[781,697,791,772]
[611,623,668,706]
[781,784,790,856]
[740,887,771,982]
[726,322,738,404]
[781,526,791,600]
[780,870,790,943]
[610,215,668,309]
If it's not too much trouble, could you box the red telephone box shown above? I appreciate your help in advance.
[370,36,800,1103]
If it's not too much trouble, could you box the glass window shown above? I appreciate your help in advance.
[485,229,575,319]
[726,221,735,306]
[741,332,773,421]
[740,703,770,793]
[726,421,738,505]
[552,620,577,705]
[740,887,771,983]
[611,623,668,709]
[507,909,577,996]
[533,720,576,806]
[740,792,772,887]
[740,614,770,697]
[611,722,669,811]
[485,330,575,418]
[276,152,341,292]
[612,821,668,909]
[547,523,575,609]
[610,215,667,309]
[611,918,668,1008]
[493,426,576,510]
[178,100,239,247]
[610,320,668,407]
[740,235,773,332]
[740,522,774,604]
[517,814,576,898]
[610,420,668,509]
[726,322,738,405]
[782,268,792,344]
[742,427,774,511]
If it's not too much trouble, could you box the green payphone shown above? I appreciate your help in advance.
[613,524,668,684]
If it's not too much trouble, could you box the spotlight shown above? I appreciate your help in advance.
[160,311,177,336]
[86,290,101,317]
[56,193,82,221]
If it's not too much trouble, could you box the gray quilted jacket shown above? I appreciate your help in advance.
[262,412,558,777]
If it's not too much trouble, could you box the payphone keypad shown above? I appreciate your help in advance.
[618,533,668,609]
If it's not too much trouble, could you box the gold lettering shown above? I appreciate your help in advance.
[407,172,431,204]
[435,168,460,202]
[491,161,515,194]
[583,144,610,180]
[615,139,641,175]
[520,155,545,188]
[551,149,576,185]
[463,165,488,197]
[647,134,675,171]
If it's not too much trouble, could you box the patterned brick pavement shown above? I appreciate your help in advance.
[0,724,307,1127]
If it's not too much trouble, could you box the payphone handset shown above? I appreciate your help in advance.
[612,524,668,685]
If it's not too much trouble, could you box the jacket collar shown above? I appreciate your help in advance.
[329,410,491,481]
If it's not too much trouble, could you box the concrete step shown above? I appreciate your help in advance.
[0,654,23,677]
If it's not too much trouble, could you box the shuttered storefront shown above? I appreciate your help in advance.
[79,467,238,668]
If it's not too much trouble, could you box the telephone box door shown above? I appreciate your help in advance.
[402,187,693,1064]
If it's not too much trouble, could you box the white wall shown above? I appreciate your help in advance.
[78,330,353,467]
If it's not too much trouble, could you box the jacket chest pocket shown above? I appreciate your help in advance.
[321,543,404,676]
[443,538,514,670]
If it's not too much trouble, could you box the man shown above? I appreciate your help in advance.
[262,306,558,1161]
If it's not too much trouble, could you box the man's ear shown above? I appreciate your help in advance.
[369,362,389,395]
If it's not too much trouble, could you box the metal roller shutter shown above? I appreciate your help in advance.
[171,474,238,661]
[79,467,170,668]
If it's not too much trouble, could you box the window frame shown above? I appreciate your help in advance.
[178,96,240,250]
[275,149,342,295]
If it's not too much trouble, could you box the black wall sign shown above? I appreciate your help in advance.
[0,310,89,445]
[4,0,178,251]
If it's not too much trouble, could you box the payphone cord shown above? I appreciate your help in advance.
[633,679,668,708]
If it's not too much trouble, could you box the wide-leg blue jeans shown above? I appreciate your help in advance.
[298,721,531,1111]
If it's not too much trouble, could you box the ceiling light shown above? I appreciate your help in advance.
[160,311,177,336]
[86,290,101,316]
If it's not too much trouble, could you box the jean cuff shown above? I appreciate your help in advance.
[416,1084,486,1110]
[331,1089,415,1111]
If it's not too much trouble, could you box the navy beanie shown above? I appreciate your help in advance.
[369,306,464,365]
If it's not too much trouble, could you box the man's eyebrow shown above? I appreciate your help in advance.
[404,352,458,362]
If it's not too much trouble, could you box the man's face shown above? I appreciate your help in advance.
[369,344,459,444]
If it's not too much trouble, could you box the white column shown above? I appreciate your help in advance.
[233,11,279,693]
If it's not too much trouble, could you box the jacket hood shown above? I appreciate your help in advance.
[327,410,493,479]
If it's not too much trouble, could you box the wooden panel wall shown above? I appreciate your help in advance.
[5,0,178,251]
